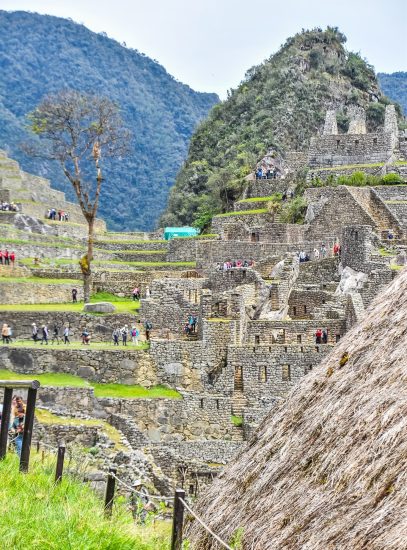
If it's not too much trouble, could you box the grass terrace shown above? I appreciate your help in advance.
[19,257,196,270]
[237,193,282,204]
[0,369,182,399]
[214,208,268,217]
[35,408,127,451]
[0,276,79,285]
[95,238,167,244]
[0,291,141,314]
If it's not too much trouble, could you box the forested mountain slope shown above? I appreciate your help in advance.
[162,27,402,228]
[0,11,218,230]
[378,72,407,114]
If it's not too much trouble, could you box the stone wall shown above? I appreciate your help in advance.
[308,132,394,168]
[0,282,84,304]
[245,318,346,345]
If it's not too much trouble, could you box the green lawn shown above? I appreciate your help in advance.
[20,257,196,269]
[0,292,141,314]
[214,208,268,217]
[0,369,182,399]
[3,340,147,350]
[0,276,79,285]
[0,455,169,549]
[237,193,282,203]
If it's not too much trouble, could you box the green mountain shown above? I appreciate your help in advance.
[162,27,401,228]
[0,10,218,231]
[378,72,407,114]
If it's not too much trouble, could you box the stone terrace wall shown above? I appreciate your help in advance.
[0,282,84,304]
[211,215,307,243]
[0,311,137,342]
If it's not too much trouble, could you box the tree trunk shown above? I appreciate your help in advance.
[83,218,94,303]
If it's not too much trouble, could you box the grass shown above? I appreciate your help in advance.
[173,233,218,239]
[378,247,397,257]
[0,292,141,314]
[0,237,82,249]
[3,340,148,350]
[0,369,182,399]
[0,276,79,285]
[96,239,167,244]
[35,408,127,451]
[214,208,268,217]
[231,415,243,427]
[102,249,167,255]
[237,194,282,203]
[207,318,232,322]
[20,257,196,270]
[0,454,169,549]
[390,264,404,271]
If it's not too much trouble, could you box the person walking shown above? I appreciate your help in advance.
[63,326,70,344]
[51,325,61,344]
[144,320,152,341]
[320,243,327,258]
[40,324,49,345]
[121,324,129,346]
[4,249,9,266]
[11,406,25,457]
[31,322,39,343]
[145,286,151,299]
[130,480,153,524]
[322,328,328,344]
[315,328,322,345]
[112,328,120,346]
[132,287,139,301]
[2,323,10,344]
[313,248,320,260]
[72,288,78,303]
[131,326,139,345]
[10,251,15,267]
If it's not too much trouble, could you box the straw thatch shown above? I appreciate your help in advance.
[186,268,407,549]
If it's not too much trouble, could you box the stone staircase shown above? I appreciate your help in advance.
[231,391,247,416]
[346,186,402,237]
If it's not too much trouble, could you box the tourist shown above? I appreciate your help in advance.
[72,288,78,303]
[31,322,39,342]
[387,230,394,241]
[81,329,91,345]
[132,286,139,301]
[313,248,320,260]
[63,326,70,344]
[299,250,306,263]
[10,251,15,266]
[320,243,327,258]
[315,328,322,345]
[0,250,2,265]
[10,406,25,457]
[256,168,263,179]
[40,324,49,345]
[51,325,61,344]
[184,322,191,336]
[333,243,340,257]
[112,327,120,346]
[322,328,328,344]
[145,286,151,298]
[2,323,10,344]
[131,325,139,345]
[144,320,152,341]
[121,324,129,346]
[130,480,152,524]
[4,249,9,266]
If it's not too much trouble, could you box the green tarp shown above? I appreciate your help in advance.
[163,227,198,240]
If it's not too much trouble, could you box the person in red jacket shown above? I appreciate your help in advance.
[4,249,9,266]
[0,250,2,265]
[315,328,322,344]
[10,251,15,266]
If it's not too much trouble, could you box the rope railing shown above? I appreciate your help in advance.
[179,496,232,550]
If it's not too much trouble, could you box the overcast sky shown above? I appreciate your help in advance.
[1,0,406,98]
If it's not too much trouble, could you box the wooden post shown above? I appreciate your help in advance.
[36,441,40,453]
[171,489,186,550]
[0,388,13,460]
[104,467,117,517]
[19,386,38,472]
[55,442,66,483]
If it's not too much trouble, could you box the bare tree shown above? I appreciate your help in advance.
[27,90,130,302]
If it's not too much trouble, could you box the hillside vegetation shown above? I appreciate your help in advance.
[0,10,218,231]
[0,454,168,549]
[378,72,407,114]
[162,27,401,228]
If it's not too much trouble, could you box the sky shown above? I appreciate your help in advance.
[1,0,406,98]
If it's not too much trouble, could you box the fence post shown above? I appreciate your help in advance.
[0,388,13,460]
[19,386,38,472]
[171,489,186,550]
[104,467,117,517]
[55,441,66,483]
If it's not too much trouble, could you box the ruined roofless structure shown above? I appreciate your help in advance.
[308,104,401,169]
[186,267,407,549]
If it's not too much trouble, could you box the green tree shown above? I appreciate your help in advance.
[28,90,130,301]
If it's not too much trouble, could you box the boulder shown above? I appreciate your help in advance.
[83,302,116,313]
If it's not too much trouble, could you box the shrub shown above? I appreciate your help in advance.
[381,173,403,184]
[279,197,308,224]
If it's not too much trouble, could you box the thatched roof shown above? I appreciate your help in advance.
[186,268,407,549]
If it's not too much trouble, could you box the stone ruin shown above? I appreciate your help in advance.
[0,103,407,497]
